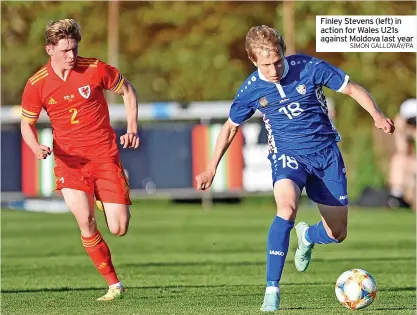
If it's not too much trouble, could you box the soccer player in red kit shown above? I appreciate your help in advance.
[20,19,139,301]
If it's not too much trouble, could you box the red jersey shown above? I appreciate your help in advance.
[21,57,125,163]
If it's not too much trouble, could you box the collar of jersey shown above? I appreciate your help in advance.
[47,59,74,82]
[257,58,289,83]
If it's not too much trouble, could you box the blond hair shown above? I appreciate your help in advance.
[45,19,81,46]
[245,25,286,62]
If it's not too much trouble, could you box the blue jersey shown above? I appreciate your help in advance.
[229,54,349,155]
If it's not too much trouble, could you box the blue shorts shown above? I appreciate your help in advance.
[268,143,348,206]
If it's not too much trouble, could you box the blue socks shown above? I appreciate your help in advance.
[265,218,337,287]
[266,216,294,285]
[305,221,338,244]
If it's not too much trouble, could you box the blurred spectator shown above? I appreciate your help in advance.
[388,98,416,210]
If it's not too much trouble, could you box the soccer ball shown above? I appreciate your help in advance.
[335,269,377,310]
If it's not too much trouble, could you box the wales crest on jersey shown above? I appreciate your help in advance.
[78,85,91,99]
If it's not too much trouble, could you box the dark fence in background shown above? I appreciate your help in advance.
[1,121,270,200]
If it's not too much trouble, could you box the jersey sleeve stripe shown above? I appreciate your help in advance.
[110,75,125,93]
[22,111,38,119]
[109,74,123,91]
[337,75,350,93]
[29,69,47,83]
[30,73,48,85]
[22,108,38,116]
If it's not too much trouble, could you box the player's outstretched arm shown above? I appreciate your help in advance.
[195,120,239,190]
[115,79,140,149]
[340,81,395,134]
[21,120,51,159]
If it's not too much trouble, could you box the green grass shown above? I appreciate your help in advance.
[1,199,416,315]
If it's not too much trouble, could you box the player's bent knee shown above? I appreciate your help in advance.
[337,230,347,242]
[330,229,347,243]
[108,225,128,236]
[116,227,128,237]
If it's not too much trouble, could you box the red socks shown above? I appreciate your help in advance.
[82,231,119,286]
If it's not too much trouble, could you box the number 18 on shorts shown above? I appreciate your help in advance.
[268,145,348,207]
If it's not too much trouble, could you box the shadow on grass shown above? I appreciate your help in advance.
[279,306,338,310]
[281,305,416,311]
[2,283,330,294]
[365,307,417,311]
[378,286,416,292]
[3,284,415,295]
[119,256,415,268]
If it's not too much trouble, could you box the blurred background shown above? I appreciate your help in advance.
[1,1,416,210]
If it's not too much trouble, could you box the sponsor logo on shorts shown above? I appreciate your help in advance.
[339,195,348,200]
[269,250,285,256]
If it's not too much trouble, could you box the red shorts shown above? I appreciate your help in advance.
[54,160,131,205]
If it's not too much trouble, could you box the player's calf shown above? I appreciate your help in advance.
[78,215,98,236]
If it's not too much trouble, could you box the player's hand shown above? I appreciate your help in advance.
[195,169,216,191]
[120,132,140,149]
[373,114,395,134]
[35,144,52,160]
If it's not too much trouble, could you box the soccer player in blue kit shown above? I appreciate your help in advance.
[195,25,395,312]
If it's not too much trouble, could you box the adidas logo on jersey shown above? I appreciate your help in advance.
[48,98,57,105]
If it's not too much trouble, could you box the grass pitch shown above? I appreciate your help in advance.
[1,198,416,314]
